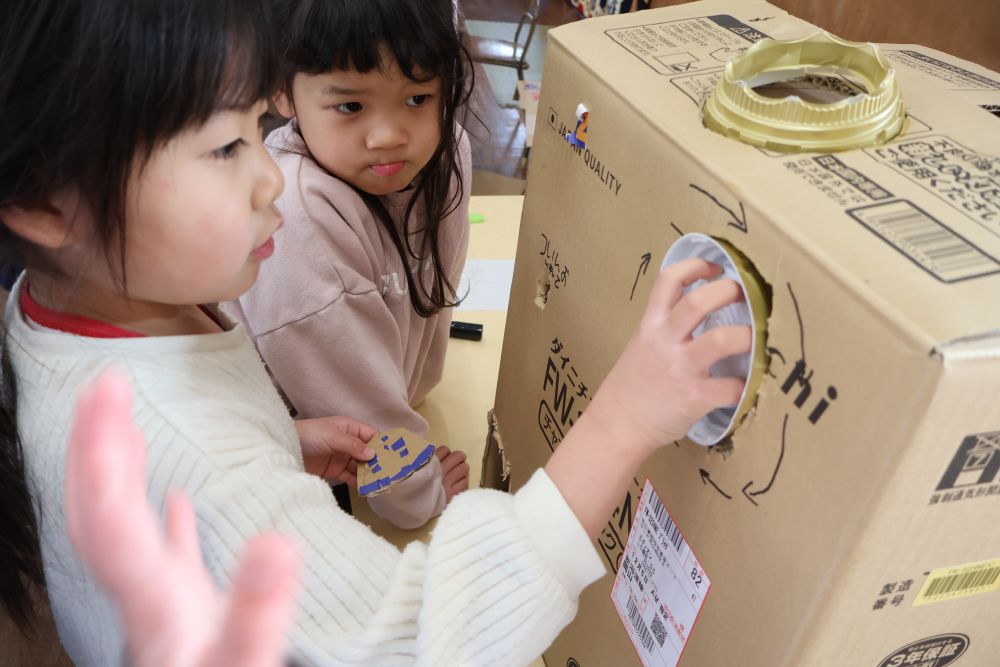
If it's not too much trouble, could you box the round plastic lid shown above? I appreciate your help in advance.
[703,31,905,153]
[661,234,770,446]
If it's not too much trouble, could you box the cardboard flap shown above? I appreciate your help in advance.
[545,0,1000,351]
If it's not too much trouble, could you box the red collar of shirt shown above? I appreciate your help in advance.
[20,282,224,338]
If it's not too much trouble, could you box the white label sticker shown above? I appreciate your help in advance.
[611,480,710,667]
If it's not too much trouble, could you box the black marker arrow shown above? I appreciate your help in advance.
[699,468,732,500]
[629,252,652,301]
[689,183,749,233]
[742,413,789,506]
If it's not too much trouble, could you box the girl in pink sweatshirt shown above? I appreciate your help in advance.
[230,0,473,528]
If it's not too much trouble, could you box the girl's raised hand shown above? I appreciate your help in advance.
[65,371,299,667]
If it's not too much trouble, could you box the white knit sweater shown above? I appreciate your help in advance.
[5,279,605,666]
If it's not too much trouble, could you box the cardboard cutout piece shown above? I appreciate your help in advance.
[357,428,436,497]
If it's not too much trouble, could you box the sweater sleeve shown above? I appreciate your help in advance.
[251,290,446,528]
[195,459,606,667]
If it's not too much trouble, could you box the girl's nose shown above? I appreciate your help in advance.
[366,122,407,152]
[252,147,284,210]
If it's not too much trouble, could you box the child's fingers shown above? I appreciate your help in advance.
[686,325,753,374]
[441,450,467,471]
[345,436,375,462]
[443,456,470,486]
[165,489,203,571]
[434,446,451,461]
[698,376,746,411]
[668,279,743,342]
[65,383,97,541]
[352,421,379,443]
[67,372,147,555]
[205,533,298,667]
[647,258,723,314]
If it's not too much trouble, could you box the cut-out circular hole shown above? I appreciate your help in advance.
[751,68,868,104]
[662,234,771,446]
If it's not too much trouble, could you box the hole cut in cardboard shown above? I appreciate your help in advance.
[662,234,771,446]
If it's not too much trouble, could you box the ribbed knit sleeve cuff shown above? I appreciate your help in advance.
[513,469,607,598]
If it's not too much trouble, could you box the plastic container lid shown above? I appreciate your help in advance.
[703,31,904,153]
[661,234,770,446]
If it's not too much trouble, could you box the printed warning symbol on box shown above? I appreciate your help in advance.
[656,52,699,73]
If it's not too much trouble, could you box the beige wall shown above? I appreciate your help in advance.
[649,0,1000,72]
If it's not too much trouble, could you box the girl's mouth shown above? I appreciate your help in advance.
[370,161,406,178]
[250,236,275,260]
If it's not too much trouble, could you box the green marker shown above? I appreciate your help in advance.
[469,213,485,224]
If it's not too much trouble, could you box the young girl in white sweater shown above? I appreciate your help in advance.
[230,0,478,529]
[0,0,751,665]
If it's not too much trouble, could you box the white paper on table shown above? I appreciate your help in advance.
[456,259,515,312]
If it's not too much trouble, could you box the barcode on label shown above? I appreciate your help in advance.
[925,567,1000,598]
[847,200,1000,283]
[626,596,656,653]
[651,495,684,552]
[650,614,668,647]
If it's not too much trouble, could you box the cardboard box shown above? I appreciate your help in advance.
[489,1,1000,665]
[650,0,1000,73]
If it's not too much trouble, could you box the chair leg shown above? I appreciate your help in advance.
[513,67,526,101]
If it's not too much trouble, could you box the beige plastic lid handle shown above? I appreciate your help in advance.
[703,31,905,153]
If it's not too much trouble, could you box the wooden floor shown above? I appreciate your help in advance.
[460,0,579,181]
[462,0,579,25]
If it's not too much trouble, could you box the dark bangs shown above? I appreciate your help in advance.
[277,0,462,87]
[123,0,280,149]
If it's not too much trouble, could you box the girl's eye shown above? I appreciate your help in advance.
[406,95,431,108]
[212,139,246,160]
[335,102,363,114]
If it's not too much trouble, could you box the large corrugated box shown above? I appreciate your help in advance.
[487,1,1000,665]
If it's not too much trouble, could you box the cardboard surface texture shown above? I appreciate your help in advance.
[357,428,436,497]
[489,1,1000,666]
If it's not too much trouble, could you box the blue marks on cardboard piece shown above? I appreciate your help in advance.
[358,438,436,496]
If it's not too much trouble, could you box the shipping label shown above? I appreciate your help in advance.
[612,480,709,667]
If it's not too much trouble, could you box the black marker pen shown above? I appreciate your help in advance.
[450,320,483,341]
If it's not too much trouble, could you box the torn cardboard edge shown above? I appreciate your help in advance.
[357,428,436,497]
[480,409,511,492]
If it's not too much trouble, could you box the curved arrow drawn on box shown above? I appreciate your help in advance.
[629,252,652,301]
[742,413,789,506]
[699,468,733,500]
[689,183,748,233]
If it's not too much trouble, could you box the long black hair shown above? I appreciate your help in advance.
[273,0,474,317]
[0,0,279,633]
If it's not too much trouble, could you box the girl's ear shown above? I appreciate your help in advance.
[272,91,295,119]
[0,191,82,249]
